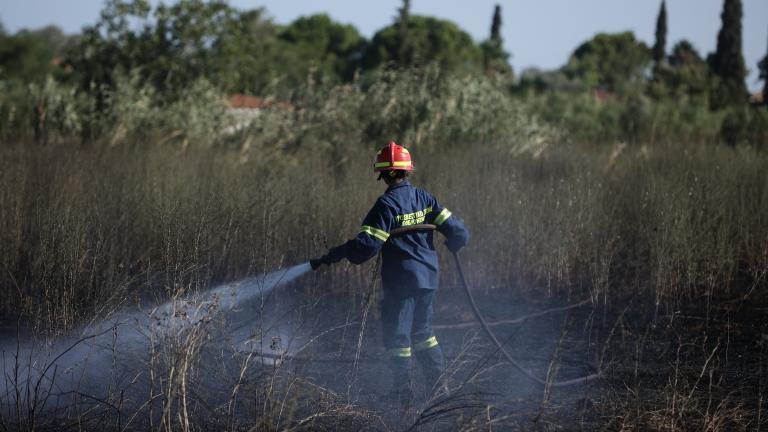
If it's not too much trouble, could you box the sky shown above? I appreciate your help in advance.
[1,0,766,91]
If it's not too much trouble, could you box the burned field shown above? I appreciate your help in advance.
[0,137,767,431]
[3,272,763,431]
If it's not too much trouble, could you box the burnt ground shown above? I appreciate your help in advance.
[1,278,767,431]
[244,279,768,431]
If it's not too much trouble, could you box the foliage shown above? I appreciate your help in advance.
[523,90,731,145]
[1,59,765,151]
[0,0,763,148]
[243,66,553,161]
[210,8,290,93]
[104,73,229,147]
[563,32,651,93]
[279,14,367,82]
[0,25,72,82]
[651,40,710,102]
[720,105,768,148]
[516,68,584,94]
[0,77,86,143]
[363,15,483,74]
[708,0,747,109]
[71,0,238,95]
[68,0,369,98]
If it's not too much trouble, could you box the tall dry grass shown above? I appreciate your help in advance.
[1,68,767,430]
[1,138,765,333]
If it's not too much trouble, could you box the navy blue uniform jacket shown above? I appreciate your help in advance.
[332,181,469,290]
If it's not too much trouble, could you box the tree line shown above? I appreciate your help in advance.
[0,0,763,105]
[1,0,509,96]
[0,0,766,147]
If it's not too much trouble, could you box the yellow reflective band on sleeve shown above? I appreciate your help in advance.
[360,225,390,242]
[375,162,391,168]
[387,347,412,357]
[434,208,452,226]
[413,336,439,351]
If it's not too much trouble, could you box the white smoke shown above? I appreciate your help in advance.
[0,262,312,421]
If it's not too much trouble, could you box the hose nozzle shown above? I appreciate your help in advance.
[310,258,324,270]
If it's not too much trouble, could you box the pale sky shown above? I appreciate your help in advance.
[1,0,766,91]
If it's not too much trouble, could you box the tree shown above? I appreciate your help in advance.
[664,40,710,101]
[397,0,411,64]
[652,1,667,67]
[211,8,297,93]
[480,4,512,76]
[563,32,651,93]
[363,15,483,74]
[279,14,367,82]
[708,0,747,109]
[759,30,768,106]
[490,4,502,45]
[0,25,70,82]
[72,0,290,95]
[69,0,153,96]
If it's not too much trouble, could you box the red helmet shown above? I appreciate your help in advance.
[374,141,414,172]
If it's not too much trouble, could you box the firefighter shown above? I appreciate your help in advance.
[311,141,469,403]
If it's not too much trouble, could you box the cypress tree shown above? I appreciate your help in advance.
[481,4,511,75]
[490,5,502,47]
[397,0,411,64]
[760,29,768,105]
[709,0,748,109]
[652,0,667,65]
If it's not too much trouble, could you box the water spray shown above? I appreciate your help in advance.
[0,261,314,419]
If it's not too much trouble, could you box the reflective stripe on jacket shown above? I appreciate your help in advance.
[340,181,469,290]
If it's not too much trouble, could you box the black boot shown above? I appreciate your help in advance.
[386,356,413,408]
[415,346,447,395]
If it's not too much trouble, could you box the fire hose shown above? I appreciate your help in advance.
[389,224,602,388]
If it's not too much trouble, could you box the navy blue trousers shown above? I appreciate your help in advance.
[381,287,445,391]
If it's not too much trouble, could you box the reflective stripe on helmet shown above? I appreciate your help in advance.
[375,161,412,168]
[360,225,389,242]
[387,347,412,357]
[412,336,438,351]
[434,208,452,226]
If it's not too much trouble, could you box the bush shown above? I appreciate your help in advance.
[0,77,86,143]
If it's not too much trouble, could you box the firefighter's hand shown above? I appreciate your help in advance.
[310,245,346,270]
[445,238,466,253]
[310,257,325,270]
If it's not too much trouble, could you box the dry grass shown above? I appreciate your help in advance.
[2,140,765,331]
[1,70,767,429]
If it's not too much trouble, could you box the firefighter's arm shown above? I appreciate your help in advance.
[344,200,393,264]
[430,200,469,252]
